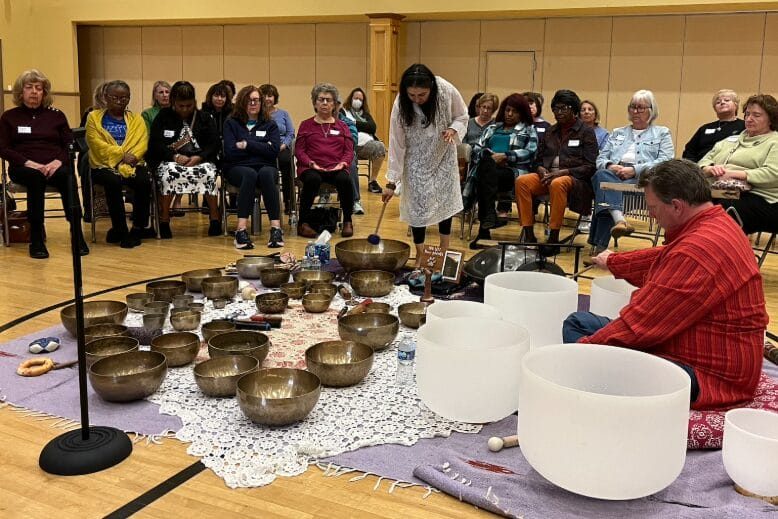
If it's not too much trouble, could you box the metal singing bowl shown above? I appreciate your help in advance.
[280,282,306,299]
[256,292,289,314]
[398,302,429,329]
[236,257,276,279]
[237,368,321,426]
[181,268,222,292]
[302,293,332,313]
[259,268,291,288]
[83,323,130,345]
[349,270,395,297]
[201,320,237,342]
[308,282,337,299]
[305,340,374,387]
[85,336,140,368]
[151,332,200,367]
[60,300,128,337]
[170,309,202,332]
[88,351,167,402]
[364,302,391,314]
[126,292,154,312]
[201,276,239,300]
[292,270,335,286]
[145,280,187,303]
[208,330,271,364]
[337,313,399,351]
[194,355,260,397]
[335,238,411,272]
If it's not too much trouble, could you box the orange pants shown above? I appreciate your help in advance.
[515,174,574,230]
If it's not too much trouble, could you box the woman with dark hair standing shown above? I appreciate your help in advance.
[383,64,468,266]
[342,87,386,194]
[259,84,295,214]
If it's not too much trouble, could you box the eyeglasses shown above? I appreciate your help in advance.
[247,98,261,105]
[107,94,130,104]
[551,105,571,114]
[316,97,334,104]
[628,104,649,113]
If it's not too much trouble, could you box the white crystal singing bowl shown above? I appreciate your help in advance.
[424,300,501,324]
[723,408,778,498]
[484,272,578,349]
[589,276,638,319]
[417,317,529,423]
[519,343,690,500]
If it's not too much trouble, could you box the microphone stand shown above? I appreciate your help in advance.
[38,139,132,475]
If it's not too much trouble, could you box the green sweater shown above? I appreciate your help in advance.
[699,130,778,204]
[141,105,161,131]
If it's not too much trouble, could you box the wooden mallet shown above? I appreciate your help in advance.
[367,200,389,245]
[488,435,520,452]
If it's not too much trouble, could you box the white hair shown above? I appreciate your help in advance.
[630,89,658,123]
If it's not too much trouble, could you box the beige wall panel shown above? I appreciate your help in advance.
[759,13,778,97]
[315,23,368,96]
[399,22,421,75]
[76,26,105,115]
[55,96,81,129]
[182,26,224,105]
[678,13,764,156]
[485,52,536,104]
[479,19,545,93]
[141,26,182,111]
[541,17,612,123]
[419,21,480,100]
[224,25,270,90]
[269,24,316,133]
[103,27,143,114]
[607,15,684,148]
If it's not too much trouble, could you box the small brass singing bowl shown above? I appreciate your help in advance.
[256,292,289,314]
[142,312,166,332]
[349,270,395,297]
[170,310,202,332]
[172,294,195,309]
[150,331,200,367]
[83,323,130,345]
[280,282,306,299]
[236,257,276,279]
[143,301,170,316]
[201,276,239,301]
[292,270,335,287]
[146,280,187,303]
[364,302,391,314]
[60,300,128,337]
[88,351,167,402]
[236,368,321,426]
[126,292,154,312]
[85,336,140,368]
[308,282,337,299]
[181,268,222,292]
[302,293,332,313]
[208,330,270,364]
[398,302,429,329]
[305,340,374,387]
[201,320,236,342]
[194,355,260,397]
[337,313,399,351]
[187,302,205,313]
[259,268,291,288]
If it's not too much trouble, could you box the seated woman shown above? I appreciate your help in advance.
[201,82,233,143]
[683,89,745,163]
[464,93,498,146]
[588,90,674,255]
[515,89,598,246]
[222,85,283,250]
[467,93,537,248]
[0,69,88,258]
[259,84,295,214]
[295,83,355,238]
[580,99,609,150]
[141,81,171,131]
[146,81,221,239]
[699,94,778,234]
[523,91,551,143]
[342,87,387,195]
[86,79,153,249]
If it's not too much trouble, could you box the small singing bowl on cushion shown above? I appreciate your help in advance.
[60,300,128,337]
[280,282,306,299]
[150,332,200,367]
[292,270,335,286]
[237,368,321,426]
[143,312,166,332]
[84,323,130,345]
[85,336,140,368]
[349,270,395,297]
[302,293,332,313]
[88,351,167,402]
[305,340,374,387]
[259,268,291,288]
[143,301,170,316]
[201,276,239,301]
[364,302,391,314]
[256,292,289,314]
[126,292,153,312]
[172,294,195,309]
[194,355,260,397]
[337,313,399,351]
[308,282,337,299]
[201,320,236,342]
[398,302,429,329]
[181,268,222,292]
[170,310,202,332]
[146,280,186,303]
[187,302,205,313]
[208,330,270,364]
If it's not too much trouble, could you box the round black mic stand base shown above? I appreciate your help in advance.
[39,426,132,476]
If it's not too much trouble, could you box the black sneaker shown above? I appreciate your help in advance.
[120,234,140,248]
[78,237,90,256]
[368,180,382,194]
[208,219,221,237]
[268,227,284,248]
[106,228,127,244]
[234,228,254,250]
[29,241,49,259]
[159,222,173,239]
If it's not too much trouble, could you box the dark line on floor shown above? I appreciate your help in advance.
[103,461,206,519]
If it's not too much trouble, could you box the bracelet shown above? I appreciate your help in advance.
[385,182,397,190]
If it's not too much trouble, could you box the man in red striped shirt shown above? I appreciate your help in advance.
[563,159,768,410]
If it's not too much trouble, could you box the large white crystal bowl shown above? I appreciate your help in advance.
[424,300,501,324]
[723,408,778,498]
[589,275,637,319]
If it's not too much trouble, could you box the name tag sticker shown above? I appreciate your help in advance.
[330,129,340,136]
[17,126,31,134]
[256,130,266,137]
[568,139,580,147]
[704,128,716,135]
[727,135,739,142]
[536,127,545,133]
[163,130,175,138]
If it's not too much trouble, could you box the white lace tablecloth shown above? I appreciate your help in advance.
[131,283,481,488]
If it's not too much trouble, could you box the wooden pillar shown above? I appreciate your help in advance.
[368,14,403,146]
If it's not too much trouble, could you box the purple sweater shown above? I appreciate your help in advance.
[0,105,72,166]
[294,117,354,174]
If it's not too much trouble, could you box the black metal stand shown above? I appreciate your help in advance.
[39,140,132,475]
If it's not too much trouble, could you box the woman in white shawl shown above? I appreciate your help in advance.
[383,64,468,267]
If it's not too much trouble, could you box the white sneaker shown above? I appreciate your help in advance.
[578,215,591,234]
[353,201,365,215]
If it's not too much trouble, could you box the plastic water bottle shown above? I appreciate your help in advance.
[396,337,416,385]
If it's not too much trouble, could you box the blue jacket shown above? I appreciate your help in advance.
[222,116,280,169]
[596,124,674,177]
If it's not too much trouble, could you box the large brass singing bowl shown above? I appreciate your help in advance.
[349,270,395,297]
[88,351,167,402]
[85,336,139,368]
[208,330,270,364]
[236,257,276,279]
[292,270,335,286]
[256,292,289,314]
[237,368,321,426]
[201,320,236,342]
[150,332,200,367]
[338,313,399,351]
[83,323,130,345]
[302,293,332,313]
[201,276,239,300]
[335,238,411,272]
[181,268,222,292]
[308,282,337,299]
[259,268,291,288]
[364,302,391,314]
[60,300,128,337]
[280,282,306,299]
[126,292,153,312]
[170,310,202,332]
[398,302,429,329]
[305,340,374,387]
[194,355,260,397]
[146,280,187,303]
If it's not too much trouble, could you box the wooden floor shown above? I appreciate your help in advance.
[1,177,776,518]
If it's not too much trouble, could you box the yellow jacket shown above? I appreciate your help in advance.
[86,109,148,178]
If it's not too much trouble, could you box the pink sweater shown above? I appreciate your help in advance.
[294,117,353,173]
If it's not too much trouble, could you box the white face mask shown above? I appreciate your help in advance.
[351,99,363,111]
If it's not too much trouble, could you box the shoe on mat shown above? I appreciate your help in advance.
[610,221,635,239]
[234,228,255,250]
[268,227,285,248]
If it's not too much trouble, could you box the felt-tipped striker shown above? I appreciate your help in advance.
[367,200,389,245]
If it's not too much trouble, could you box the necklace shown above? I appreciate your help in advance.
[320,121,332,138]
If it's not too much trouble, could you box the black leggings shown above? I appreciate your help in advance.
[411,218,452,244]
[718,192,778,235]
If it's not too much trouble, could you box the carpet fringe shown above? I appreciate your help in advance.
[312,460,440,499]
